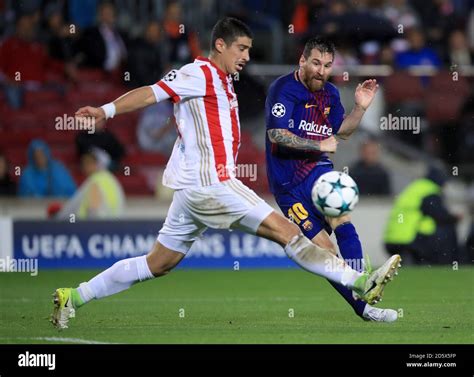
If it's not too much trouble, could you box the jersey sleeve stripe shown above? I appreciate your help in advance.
[157,81,181,103]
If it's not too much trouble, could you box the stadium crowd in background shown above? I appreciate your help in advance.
[0,0,472,266]
[0,1,472,224]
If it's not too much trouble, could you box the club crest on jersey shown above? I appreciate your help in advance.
[272,103,286,118]
[163,70,178,82]
[298,120,332,136]
[302,220,313,231]
[324,107,331,115]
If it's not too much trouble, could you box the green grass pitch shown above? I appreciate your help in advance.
[0,267,472,344]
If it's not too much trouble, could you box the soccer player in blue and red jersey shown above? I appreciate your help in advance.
[265,37,398,322]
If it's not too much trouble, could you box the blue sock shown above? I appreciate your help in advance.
[328,222,367,317]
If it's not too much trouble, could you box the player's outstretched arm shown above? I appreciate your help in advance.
[75,86,157,128]
[267,129,338,153]
[337,79,379,140]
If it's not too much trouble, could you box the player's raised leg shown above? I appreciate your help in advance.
[255,210,401,303]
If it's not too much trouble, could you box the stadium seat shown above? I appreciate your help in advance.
[116,173,154,195]
[0,129,44,149]
[4,147,27,167]
[122,150,168,167]
[23,89,63,108]
[425,91,465,124]
[383,71,425,105]
[1,110,44,130]
[75,69,107,83]
[50,146,78,166]
[43,129,78,147]
[428,71,471,98]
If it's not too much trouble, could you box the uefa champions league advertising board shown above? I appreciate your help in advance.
[12,220,293,269]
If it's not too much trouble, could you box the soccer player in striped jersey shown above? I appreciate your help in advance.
[265,37,399,322]
[51,18,401,329]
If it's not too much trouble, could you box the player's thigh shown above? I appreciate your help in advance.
[155,189,207,274]
[256,211,301,246]
[273,191,331,243]
[146,241,186,277]
[188,178,275,233]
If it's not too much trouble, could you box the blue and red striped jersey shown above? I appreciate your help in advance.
[265,70,345,194]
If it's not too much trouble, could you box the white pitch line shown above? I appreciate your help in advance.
[1,337,115,344]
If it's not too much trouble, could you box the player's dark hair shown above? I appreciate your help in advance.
[210,17,253,51]
[303,37,336,59]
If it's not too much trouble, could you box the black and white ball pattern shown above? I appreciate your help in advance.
[311,171,359,217]
[271,103,286,118]
[163,70,178,82]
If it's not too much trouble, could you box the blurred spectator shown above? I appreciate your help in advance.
[163,1,201,66]
[0,153,17,196]
[78,1,127,72]
[0,12,75,109]
[349,138,391,196]
[126,20,167,88]
[68,0,98,30]
[308,1,395,46]
[75,120,125,171]
[18,139,77,198]
[42,3,78,63]
[333,42,359,67]
[410,0,457,48]
[447,29,472,68]
[384,166,460,265]
[395,28,442,69]
[379,43,395,65]
[137,101,176,154]
[382,0,420,30]
[55,148,124,219]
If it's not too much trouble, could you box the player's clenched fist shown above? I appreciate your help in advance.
[320,136,338,153]
[75,106,106,129]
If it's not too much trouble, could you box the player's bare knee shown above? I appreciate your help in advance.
[146,242,183,277]
[146,257,175,277]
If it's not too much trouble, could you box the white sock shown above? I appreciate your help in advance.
[77,255,154,303]
[284,234,362,288]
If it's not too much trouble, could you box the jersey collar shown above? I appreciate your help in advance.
[195,56,229,80]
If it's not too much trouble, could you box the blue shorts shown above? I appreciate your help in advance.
[273,165,334,240]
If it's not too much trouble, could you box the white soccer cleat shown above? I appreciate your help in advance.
[362,305,398,323]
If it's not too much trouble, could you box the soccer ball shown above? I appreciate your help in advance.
[311,171,359,217]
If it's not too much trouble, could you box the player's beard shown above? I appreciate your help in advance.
[301,67,326,92]
[307,76,326,92]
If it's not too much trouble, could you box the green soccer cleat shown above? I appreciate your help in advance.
[353,254,402,305]
[51,288,76,329]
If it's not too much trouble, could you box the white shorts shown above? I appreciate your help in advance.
[157,178,274,254]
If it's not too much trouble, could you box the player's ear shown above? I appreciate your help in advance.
[299,54,306,67]
[214,38,226,53]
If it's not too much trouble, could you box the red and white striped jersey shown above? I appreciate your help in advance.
[150,56,241,189]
